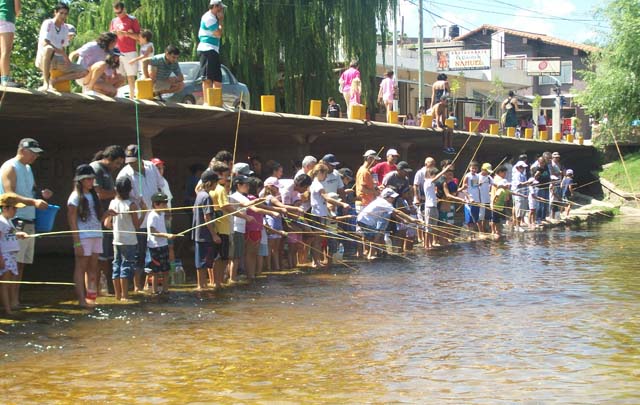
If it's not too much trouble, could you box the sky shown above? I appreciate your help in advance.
[398,0,608,45]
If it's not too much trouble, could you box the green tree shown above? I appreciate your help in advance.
[575,0,640,145]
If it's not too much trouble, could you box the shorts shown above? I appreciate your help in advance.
[147,246,170,274]
[37,51,86,75]
[112,244,136,279]
[464,205,480,225]
[438,205,456,225]
[245,230,262,243]
[0,252,19,276]
[514,197,528,218]
[233,232,245,258]
[287,233,302,244]
[424,206,438,232]
[100,231,114,261]
[357,221,379,240]
[491,211,502,224]
[259,242,268,257]
[481,207,494,222]
[198,49,222,83]
[17,223,35,264]
[212,234,230,261]
[153,79,171,92]
[528,195,538,211]
[135,230,147,270]
[0,21,16,34]
[117,51,139,77]
[195,241,214,269]
[79,237,103,257]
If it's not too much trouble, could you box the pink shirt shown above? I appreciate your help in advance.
[110,14,140,53]
[245,195,264,233]
[340,67,360,93]
[380,77,395,102]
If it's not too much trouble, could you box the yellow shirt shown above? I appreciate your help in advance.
[209,184,231,235]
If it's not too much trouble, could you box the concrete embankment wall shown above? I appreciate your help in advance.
[0,88,602,256]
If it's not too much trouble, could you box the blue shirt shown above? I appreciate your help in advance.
[149,54,182,81]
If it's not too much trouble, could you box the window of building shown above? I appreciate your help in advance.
[539,61,573,85]
[473,91,498,119]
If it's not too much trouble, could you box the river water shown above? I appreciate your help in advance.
[2,218,640,403]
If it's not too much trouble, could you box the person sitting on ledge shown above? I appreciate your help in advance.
[141,44,184,101]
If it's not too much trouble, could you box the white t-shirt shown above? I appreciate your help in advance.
[147,210,168,248]
[109,198,137,246]
[310,179,328,217]
[67,191,102,239]
[464,172,480,202]
[423,178,438,208]
[413,167,426,190]
[321,169,344,194]
[279,179,298,205]
[229,191,250,233]
[478,173,493,204]
[116,161,164,228]
[0,216,20,254]
[36,18,69,68]
[357,197,394,227]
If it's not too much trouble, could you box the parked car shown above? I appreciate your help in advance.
[117,62,250,108]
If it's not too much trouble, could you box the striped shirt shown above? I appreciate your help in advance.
[149,54,181,81]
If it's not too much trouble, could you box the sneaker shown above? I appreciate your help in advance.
[1,80,22,88]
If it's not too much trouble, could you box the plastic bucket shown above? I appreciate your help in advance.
[35,204,60,232]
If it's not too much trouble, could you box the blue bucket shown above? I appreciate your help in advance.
[35,204,60,232]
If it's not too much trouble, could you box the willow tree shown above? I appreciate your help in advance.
[73,0,395,113]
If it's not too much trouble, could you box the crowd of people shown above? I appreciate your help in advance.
[0,136,578,313]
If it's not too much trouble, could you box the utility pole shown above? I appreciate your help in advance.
[418,0,424,112]
[392,2,398,112]
[553,83,562,138]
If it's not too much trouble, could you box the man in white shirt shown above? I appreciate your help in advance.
[35,3,87,91]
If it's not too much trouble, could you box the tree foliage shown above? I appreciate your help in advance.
[576,0,640,144]
[11,0,396,114]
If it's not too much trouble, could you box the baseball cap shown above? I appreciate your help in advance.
[232,174,251,185]
[363,149,382,160]
[110,47,123,57]
[514,161,528,168]
[396,161,413,173]
[338,168,354,179]
[200,169,219,183]
[210,0,227,7]
[321,154,340,166]
[386,148,400,157]
[0,192,26,208]
[151,192,169,203]
[151,158,165,166]
[264,176,281,188]
[481,163,493,171]
[125,144,138,163]
[566,169,574,175]
[233,162,254,177]
[19,138,44,154]
[67,24,77,36]
[74,164,96,181]
[381,188,399,199]
[552,152,561,158]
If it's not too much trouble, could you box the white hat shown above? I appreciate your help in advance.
[566,169,574,175]
[363,149,381,160]
[210,0,227,7]
[264,176,280,188]
[514,160,528,168]
[386,148,400,157]
[381,188,399,199]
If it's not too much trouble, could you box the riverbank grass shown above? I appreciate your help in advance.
[600,152,640,193]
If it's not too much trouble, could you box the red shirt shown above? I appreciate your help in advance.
[110,14,140,53]
[370,162,397,185]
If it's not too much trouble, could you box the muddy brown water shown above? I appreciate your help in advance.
[1,218,639,403]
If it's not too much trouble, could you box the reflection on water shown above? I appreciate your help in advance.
[2,219,640,403]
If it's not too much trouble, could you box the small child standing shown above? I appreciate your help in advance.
[146,193,177,294]
[192,170,221,290]
[0,193,28,315]
[461,161,482,234]
[129,29,154,77]
[105,177,142,301]
[326,97,342,118]
[561,169,575,218]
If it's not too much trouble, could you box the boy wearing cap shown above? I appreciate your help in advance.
[146,193,177,294]
[478,163,494,232]
[561,169,575,218]
[511,160,531,231]
[0,193,28,315]
[423,164,452,249]
[320,154,345,196]
[193,169,220,290]
[209,162,233,288]
[490,166,511,236]
[0,138,51,309]
[197,0,226,103]
[371,149,399,186]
